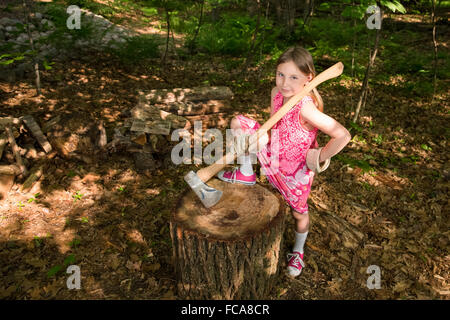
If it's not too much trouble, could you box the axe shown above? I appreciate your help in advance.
[184,62,344,208]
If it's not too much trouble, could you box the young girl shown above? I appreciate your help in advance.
[217,46,351,277]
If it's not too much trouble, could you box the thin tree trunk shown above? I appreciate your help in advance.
[241,0,262,73]
[350,0,356,111]
[303,0,314,26]
[161,8,170,64]
[353,6,382,123]
[431,0,438,104]
[257,1,270,81]
[22,0,41,96]
[189,0,205,54]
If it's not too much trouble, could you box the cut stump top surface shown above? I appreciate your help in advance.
[173,179,280,241]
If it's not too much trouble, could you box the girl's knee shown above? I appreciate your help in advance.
[230,117,244,136]
[230,117,241,130]
[291,209,309,221]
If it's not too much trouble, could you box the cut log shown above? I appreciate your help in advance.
[185,113,230,131]
[170,179,287,299]
[147,100,233,116]
[0,133,6,160]
[41,115,61,134]
[0,117,21,129]
[0,165,21,176]
[130,119,171,135]
[130,132,147,146]
[96,121,107,148]
[21,115,52,153]
[5,126,27,176]
[131,104,190,130]
[21,164,44,193]
[0,174,15,200]
[138,86,234,105]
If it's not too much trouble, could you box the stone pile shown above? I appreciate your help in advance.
[0,8,137,81]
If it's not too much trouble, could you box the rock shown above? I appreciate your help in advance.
[35,12,43,20]
[31,31,40,40]
[5,26,17,32]
[0,17,21,26]
[0,30,5,41]
[16,33,29,43]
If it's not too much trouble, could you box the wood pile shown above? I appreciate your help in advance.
[0,86,235,197]
[107,86,234,172]
[0,115,53,199]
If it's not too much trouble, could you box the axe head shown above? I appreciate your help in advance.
[184,171,223,208]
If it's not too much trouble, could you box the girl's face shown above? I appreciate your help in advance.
[276,61,312,98]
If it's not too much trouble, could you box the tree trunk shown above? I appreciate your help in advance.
[22,0,41,96]
[162,8,171,64]
[431,0,438,104]
[353,6,382,123]
[189,0,205,54]
[170,179,288,299]
[241,0,262,72]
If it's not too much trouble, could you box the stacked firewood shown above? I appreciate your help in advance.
[107,86,234,172]
[0,115,53,199]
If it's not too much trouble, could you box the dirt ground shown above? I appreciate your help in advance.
[0,8,449,300]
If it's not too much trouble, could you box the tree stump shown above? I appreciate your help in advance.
[170,179,288,300]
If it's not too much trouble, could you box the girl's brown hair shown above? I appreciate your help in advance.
[276,46,324,113]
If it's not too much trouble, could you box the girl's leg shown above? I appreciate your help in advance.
[287,210,309,277]
[229,117,253,176]
[291,209,309,254]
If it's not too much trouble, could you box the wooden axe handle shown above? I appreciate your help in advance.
[196,62,344,183]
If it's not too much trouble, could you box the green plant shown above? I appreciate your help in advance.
[373,134,383,145]
[80,217,89,223]
[27,193,41,203]
[47,254,76,278]
[109,35,160,63]
[69,238,81,248]
[34,236,42,247]
[72,191,83,203]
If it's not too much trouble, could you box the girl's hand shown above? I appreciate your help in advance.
[300,101,352,161]
[306,147,331,173]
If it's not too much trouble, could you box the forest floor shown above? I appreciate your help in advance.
[0,2,449,300]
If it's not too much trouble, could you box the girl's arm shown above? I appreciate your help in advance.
[300,101,351,162]
[270,86,278,116]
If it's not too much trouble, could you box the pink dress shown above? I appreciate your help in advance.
[235,90,318,214]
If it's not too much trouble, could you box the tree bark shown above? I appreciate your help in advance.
[189,0,205,54]
[170,179,288,299]
[22,0,41,96]
[353,6,382,123]
[431,0,438,104]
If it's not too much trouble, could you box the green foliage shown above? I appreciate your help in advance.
[336,154,375,172]
[381,0,406,13]
[192,13,256,55]
[109,34,160,63]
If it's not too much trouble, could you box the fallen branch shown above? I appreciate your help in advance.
[5,125,27,176]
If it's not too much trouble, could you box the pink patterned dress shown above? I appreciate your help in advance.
[235,90,318,213]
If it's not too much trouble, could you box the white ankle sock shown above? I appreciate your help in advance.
[293,231,308,254]
[237,155,253,176]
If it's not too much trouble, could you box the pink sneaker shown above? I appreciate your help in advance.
[287,252,305,277]
[217,168,256,185]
